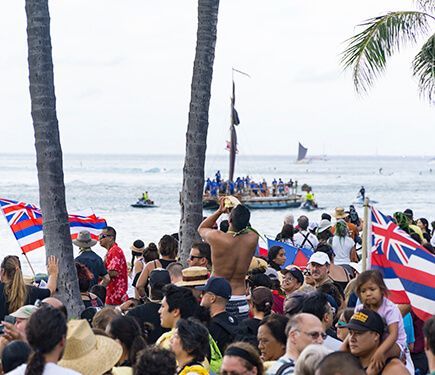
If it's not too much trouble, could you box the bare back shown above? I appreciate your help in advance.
[205,230,258,295]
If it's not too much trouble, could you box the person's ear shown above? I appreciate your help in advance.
[173,308,181,318]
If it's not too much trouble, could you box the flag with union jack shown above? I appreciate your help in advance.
[371,206,435,321]
[0,198,107,254]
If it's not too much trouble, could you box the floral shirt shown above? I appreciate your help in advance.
[105,243,128,305]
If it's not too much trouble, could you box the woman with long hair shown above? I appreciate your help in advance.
[330,220,357,265]
[108,315,147,367]
[75,262,103,308]
[0,255,58,320]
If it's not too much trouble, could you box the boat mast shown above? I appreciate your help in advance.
[229,77,238,182]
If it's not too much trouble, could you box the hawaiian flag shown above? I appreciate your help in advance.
[0,198,107,254]
[264,237,313,269]
[370,206,435,321]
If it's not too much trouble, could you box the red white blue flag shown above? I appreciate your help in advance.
[0,198,106,254]
[371,206,435,321]
[263,237,313,269]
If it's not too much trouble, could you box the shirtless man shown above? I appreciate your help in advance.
[198,197,258,321]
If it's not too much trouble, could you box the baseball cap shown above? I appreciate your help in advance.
[264,267,279,280]
[10,305,38,319]
[308,252,330,265]
[149,268,171,289]
[316,219,332,234]
[282,267,304,284]
[196,276,232,300]
[345,309,385,336]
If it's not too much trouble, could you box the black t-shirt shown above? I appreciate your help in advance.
[75,251,108,287]
[0,283,51,321]
[235,318,261,347]
[209,311,238,354]
[127,301,169,344]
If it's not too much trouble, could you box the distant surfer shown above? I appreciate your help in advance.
[198,196,258,321]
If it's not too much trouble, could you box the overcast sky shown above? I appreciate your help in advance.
[1,0,434,156]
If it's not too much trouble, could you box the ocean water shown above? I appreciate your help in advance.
[1,153,434,274]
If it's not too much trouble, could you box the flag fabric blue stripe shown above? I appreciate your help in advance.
[69,221,106,229]
[13,224,43,239]
[400,278,434,299]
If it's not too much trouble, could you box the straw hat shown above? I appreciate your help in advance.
[248,257,268,272]
[176,266,209,287]
[332,207,349,219]
[72,230,97,248]
[58,319,122,375]
[130,239,145,254]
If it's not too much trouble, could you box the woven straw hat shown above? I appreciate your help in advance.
[176,266,209,287]
[58,319,122,375]
[332,207,349,219]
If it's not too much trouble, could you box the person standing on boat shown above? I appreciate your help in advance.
[358,186,365,200]
[198,197,258,321]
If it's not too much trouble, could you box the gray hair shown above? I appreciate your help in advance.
[284,214,294,225]
[294,344,331,375]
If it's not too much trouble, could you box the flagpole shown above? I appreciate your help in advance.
[22,252,36,277]
[361,197,370,272]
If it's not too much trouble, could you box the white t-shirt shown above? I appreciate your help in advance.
[7,363,81,375]
[331,236,354,265]
[293,230,318,250]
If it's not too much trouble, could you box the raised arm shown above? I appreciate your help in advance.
[198,197,227,240]
[46,256,59,295]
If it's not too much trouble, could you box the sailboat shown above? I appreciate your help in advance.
[295,142,310,164]
[203,73,304,210]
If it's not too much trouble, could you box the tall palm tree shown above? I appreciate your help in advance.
[179,0,220,264]
[25,0,83,316]
[342,0,435,103]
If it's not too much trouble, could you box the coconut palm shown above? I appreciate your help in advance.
[25,0,83,316]
[179,0,220,264]
[342,0,435,103]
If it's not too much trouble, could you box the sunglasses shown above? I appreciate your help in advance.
[301,330,327,340]
[303,269,311,276]
[336,320,347,328]
[189,255,204,260]
[99,234,113,239]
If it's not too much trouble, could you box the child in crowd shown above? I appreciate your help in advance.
[354,270,414,374]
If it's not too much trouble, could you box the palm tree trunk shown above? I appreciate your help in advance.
[179,0,220,265]
[25,0,83,317]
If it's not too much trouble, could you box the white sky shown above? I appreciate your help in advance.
[0,0,434,156]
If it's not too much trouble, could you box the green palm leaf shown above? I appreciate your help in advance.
[415,0,435,13]
[341,11,432,93]
[413,33,435,102]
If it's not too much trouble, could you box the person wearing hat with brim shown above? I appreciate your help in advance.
[0,305,38,354]
[58,319,123,375]
[74,230,109,288]
[331,208,359,241]
[281,267,304,297]
[176,266,209,300]
[308,252,343,308]
[346,309,409,375]
[316,219,333,245]
[197,276,237,354]
[130,239,145,298]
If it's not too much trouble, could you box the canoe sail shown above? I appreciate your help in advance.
[297,142,308,162]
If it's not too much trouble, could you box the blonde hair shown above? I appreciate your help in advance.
[1,256,27,313]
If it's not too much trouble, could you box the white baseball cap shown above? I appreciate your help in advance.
[308,252,330,265]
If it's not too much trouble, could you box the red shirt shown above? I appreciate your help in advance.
[105,243,128,305]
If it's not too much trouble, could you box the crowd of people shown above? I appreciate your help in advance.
[204,171,300,198]
[0,199,434,374]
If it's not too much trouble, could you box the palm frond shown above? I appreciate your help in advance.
[341,11,432,93]
[413,33,435,103]
[415,0,435,13]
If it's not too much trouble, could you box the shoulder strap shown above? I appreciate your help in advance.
[276,360,295,375]
[300,232,313,249]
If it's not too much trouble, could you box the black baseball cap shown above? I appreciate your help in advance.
[345,309,385,336]
[196,276,232,300]
[281,267,304,284]
[149,268,171,289]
